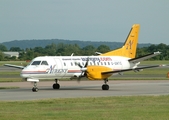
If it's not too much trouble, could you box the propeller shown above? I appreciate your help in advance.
[75,57,89,82]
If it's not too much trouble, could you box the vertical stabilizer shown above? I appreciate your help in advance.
[100,24,140,58]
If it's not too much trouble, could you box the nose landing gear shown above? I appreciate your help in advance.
[27,78,39,92]
[32,82,38,92]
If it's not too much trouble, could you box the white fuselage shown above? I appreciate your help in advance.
[21,56,136,80]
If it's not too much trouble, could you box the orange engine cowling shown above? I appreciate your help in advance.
[86,66,113,80]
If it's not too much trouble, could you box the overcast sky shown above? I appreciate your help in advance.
[0,0,169,44]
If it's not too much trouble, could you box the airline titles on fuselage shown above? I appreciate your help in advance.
[62,57,112,62]
[62,57,122,65]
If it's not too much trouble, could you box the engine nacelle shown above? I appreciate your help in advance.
[86,66,113,80]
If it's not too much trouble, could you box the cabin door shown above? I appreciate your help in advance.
[54,58,67,77]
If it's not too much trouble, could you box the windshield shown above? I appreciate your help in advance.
[41,61,48,65]
[30,60,49,66]
[31,61,41,65]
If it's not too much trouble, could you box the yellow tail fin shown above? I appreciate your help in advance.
[100,24,140,58]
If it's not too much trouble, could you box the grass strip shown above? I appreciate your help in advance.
[0,96,169,120]
[0,78,22,82]
[0,61,27,66]
[0,86,19,89]
[0,71,20,75]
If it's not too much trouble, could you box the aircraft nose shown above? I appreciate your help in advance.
[20,65,48,78]
[20,69,29,78]
[20,66,34,78]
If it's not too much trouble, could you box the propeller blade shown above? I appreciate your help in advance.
[84,57,89,68]
[75,62,83,68]
[76,57,90,82]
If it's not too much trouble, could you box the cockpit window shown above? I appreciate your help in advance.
[41,61,48,65]
[31,61,41,65]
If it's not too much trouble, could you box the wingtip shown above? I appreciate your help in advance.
[159,64,168,67]
[154,51,161,54]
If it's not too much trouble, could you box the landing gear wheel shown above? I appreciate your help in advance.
[102,78,109,90]
[53,83,60,89]
[32,87,38,92]
[102,84,109,90]
[53,79,60,89]
[32,82,38,92]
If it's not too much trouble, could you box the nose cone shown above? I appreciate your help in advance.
[20,65,48,78]
[20,67,30,78]
[20,66,36,78]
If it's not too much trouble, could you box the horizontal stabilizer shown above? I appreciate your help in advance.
[102,64,166,75]
[129,51,161,63]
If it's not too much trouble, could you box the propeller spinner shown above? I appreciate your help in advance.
[75,57,89,81]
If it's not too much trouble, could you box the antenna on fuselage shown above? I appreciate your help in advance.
[71,53,74,56]
[95,52,102,55]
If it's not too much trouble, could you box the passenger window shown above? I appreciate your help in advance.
[104,62,106,65]
[64,62,66,66]
[101,62,103,65]
[108,62,110,65]
[41,61,48,65]
[31,61,41,65]
[71,62,73,66]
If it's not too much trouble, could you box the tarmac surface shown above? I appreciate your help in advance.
[0,80,169,101]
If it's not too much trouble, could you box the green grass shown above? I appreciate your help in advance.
[0,61,27,66]
[140,60,169,65]
[0,96,169,120]
[0,86,19,89]
[0,71,20,75]
[0,78,22,82]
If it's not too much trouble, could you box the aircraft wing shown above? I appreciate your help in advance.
[4,64,25,69]
[129,51,161,63]
[101,64,166,75]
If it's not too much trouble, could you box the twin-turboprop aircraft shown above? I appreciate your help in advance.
[5,24,163,92]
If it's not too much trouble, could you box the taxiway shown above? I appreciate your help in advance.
[0,80,169,101]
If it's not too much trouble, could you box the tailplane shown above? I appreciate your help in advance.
[100,24,140,58]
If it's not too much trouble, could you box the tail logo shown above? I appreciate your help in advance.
[126,40,133,50]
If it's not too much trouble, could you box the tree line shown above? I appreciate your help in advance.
[0,43,168,61]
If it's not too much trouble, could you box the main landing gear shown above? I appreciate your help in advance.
[31,79,108,91]
[32,82,38,92]
[102,79,109,90]
[53,79,60,89]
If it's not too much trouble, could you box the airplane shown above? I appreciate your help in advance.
[5,24,164,92]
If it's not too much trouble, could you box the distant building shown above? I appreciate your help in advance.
[3,52,19,58]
